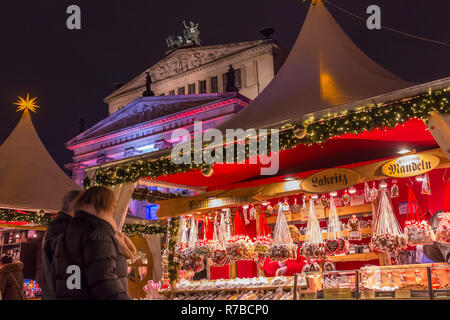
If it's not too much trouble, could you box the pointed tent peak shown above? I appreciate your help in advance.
[0,109,80,213]
[218,0,413,130]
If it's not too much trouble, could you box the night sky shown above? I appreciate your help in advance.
[0,0,449,172]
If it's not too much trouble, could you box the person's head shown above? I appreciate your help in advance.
[0,255,13,266]
[289,225,301,243]
[61,190,82,216]
[74,186,117,219]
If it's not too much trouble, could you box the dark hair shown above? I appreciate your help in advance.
[61,190,82,213]
[0,255,13,264]
[74,186,116,214]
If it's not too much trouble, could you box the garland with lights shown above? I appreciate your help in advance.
[131,187,189,203]
[122,222,167,237]
[0,208,167,237]
[167,217,181,284]
[92,88,450,187]
[0,209,53,226]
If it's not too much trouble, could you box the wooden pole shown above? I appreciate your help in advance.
[111,182,136,231]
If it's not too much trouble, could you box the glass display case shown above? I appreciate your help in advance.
[293,263,450,300]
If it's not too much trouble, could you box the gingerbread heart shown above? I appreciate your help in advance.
[338,238,346,253]
[325,239,340,254]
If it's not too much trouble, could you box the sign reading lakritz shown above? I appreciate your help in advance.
[381,154,440,178]
[301,168,360,193]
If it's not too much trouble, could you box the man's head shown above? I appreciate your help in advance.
[61,190,82,216]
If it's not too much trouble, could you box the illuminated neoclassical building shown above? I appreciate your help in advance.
[65,35,286,218]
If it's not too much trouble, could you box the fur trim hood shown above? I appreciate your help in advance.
[0,261,23,273]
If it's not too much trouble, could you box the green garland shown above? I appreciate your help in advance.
[92,88,449,187]
[167,217,181,283]
[131,187,189,203]
[0,208,167,237]
[0,209,52,226]
[121,223,167,237]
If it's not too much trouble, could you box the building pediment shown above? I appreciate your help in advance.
[104,40,270,101]
[66,93,249,148]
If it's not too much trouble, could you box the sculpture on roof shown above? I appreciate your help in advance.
[166,21,201,49]
[142,72,155,97]
[183,21,201,46]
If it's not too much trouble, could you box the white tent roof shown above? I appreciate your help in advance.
[218,0,413,130]
[0,112,80,213]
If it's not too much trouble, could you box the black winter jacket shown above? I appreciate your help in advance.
[53,211,131,300]
[40,211,72,299]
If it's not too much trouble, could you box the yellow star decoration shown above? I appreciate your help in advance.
[14,94,40,114]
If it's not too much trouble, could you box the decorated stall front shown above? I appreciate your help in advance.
[80,1,450,300]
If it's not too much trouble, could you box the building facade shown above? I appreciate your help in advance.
[104,39,286,114]
[66,38,286,218]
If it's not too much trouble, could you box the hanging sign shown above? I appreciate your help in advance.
[189,196,251,211]
[380,154,440,178]
[301,168,360,193]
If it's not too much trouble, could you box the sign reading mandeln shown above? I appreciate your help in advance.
[301,168,360,193]
[380,154,440,178]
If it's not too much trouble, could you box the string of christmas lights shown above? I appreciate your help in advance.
[90,87,449,187]
[0,209,167,237]
[167,217,181,283]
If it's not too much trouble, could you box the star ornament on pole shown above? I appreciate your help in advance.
[14,94,40,114]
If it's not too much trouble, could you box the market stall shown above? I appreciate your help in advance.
[80,1,450,300]
[0,98,82,299]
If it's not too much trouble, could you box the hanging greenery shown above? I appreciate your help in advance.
[0,209,52,226]
[121,223,167,237]
[131,187,189,203]
[92,88,449,187]
[0,208,167,237]
[167,217,181,283]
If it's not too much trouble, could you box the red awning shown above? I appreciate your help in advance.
[148,118,437,191]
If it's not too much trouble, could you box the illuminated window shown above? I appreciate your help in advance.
[222,68,242,91]
[199,80,207,93]
[188,83,196,94]
[178,87,185,95]
[210,76,218,93]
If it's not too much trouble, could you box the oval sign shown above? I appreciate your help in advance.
[301,168,360,193]
[381,154,440,178]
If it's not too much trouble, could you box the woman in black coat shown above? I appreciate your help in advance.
[0,255,25,300]
[53,186,131,300]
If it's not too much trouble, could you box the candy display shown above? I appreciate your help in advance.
[325,196,350,256]
[436,212,450,244]
[210,213,233,266]
[23,280,41,298]
[226,235,256,261]
[391,180,399,198]
[174,218,205,272]
[301,200,326,259]
[370,186,407,253]
[404,221,436,245]
[421,173,432,195]
[404,187,436,245]
[211,248,232,266]
[253,235,273,257]
[301,242,325,260]
[291,198,300,213]
[322,260,336,272]
[269,243,298,261]
[194,239,218,258]
[302,260,322,273]
[269,205,297,261]
[370,234,407,254]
